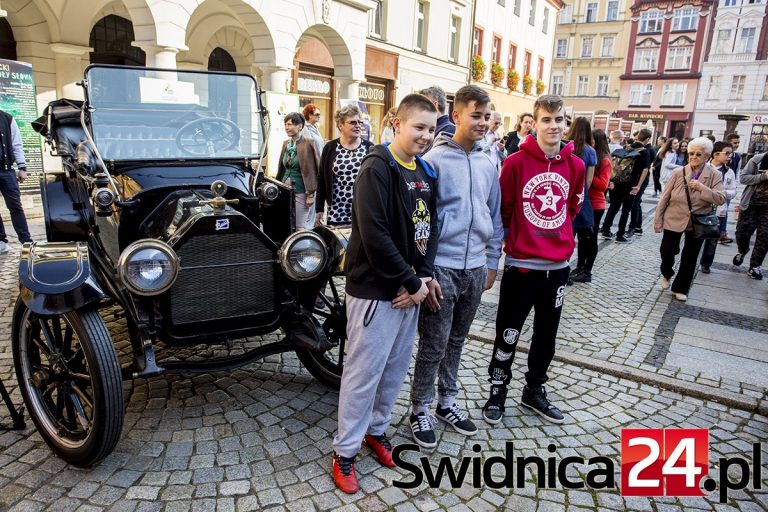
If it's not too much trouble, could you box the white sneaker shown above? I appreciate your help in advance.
[660,276,670,290]
[0,241,8,255]
[673,293,687,301]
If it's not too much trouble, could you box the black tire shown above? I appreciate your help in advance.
[12,298,124,467]
[296,343,344,389]
[296,277,347,389]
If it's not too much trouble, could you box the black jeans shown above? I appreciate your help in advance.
[577,209,605,272]
[652,166,662,194]
[488,266,569,388]
[0,170,31,244]
[735,203,768,268]
[601,183,634,237]
[660,229,704,294]
[629,177,649,231]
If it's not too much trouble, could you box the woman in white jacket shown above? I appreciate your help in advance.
[699,141,737,273]
[658,138,680,184]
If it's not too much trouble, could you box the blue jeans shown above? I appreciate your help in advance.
[0,170,31,243]
[411,266,486,412]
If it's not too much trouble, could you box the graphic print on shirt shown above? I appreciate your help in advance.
[412,198,431,256]
[522,172,571,229]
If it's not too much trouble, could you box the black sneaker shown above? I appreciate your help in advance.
[521,386,564,424]
[569,266,584,276]
[571,271,592,283]
[733,253,745,266]
[634,228,643,237]
[615,235,631,243]
[436,403,477,436]
[409,412,437,448]
[482,384,507,425]
[600,231,613,240]
[626,228,636,238]
[747,267,763,280]
[700,266,711,274]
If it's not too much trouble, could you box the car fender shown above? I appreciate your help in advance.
[18,242,105,315]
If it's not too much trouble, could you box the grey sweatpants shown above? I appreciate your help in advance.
[333,294,419,458]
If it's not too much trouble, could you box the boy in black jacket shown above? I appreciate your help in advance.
[332,94,439,493]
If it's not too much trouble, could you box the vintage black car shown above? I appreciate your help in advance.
[13,65,347,467]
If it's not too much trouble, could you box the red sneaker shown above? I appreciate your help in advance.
[332,452,359,494]
[363,433,396,467]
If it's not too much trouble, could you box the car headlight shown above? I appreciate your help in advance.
[279,231,328,281]
[117,240,179,295]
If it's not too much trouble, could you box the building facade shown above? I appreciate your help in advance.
[617,0,715,139]
[550,0,632,115]
[692,0,768,154]
[471,0,561,132]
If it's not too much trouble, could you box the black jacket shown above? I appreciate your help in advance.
[344,145,439,300]
[503,131,525,155]
[0,111,16,171]
[316,138,374,213]
[630,141,652,186]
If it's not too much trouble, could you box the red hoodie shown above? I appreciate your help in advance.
[499,137,586,263]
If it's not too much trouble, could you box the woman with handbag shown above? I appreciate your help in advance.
[277,112,320,230]
[653,137,725,301]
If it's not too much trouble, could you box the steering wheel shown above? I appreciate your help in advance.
[175,117,241,156]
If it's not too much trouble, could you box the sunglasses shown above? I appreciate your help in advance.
[346,120,364,126]
[688,152,705,157]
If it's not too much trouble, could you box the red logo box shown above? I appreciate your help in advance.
[621,428,708,497]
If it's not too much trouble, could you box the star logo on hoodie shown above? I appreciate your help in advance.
[536,186,562,214]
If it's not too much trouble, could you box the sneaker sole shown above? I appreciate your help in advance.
[409,426,437,449]
[520,401,565,424]
[482,411,503,425]
[436,415,478,436]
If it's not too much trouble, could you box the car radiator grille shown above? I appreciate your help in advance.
[170,232,275,325]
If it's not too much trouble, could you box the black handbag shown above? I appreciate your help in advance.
[682,168,720,239]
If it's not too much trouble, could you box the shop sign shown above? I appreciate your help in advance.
[753,114,768,124]
[625,113,665,120]
[297,73,332,97]
[359,83,387,104]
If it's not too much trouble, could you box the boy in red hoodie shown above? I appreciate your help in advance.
[482,95,585,425]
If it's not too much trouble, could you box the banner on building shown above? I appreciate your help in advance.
[0,59,42,190]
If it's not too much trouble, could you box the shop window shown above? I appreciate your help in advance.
[208,47,236,72]
[89,15,146,66]
[0,19,16,61]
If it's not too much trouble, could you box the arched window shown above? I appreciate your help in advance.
[0,19,17,61]
[89,15,146,66]
[208,47,236,72]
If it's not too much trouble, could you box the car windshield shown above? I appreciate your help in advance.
[85,66,264,161]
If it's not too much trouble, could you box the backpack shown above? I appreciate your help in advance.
[610,146,641,184]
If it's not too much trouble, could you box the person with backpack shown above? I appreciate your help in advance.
[627,130,656,237]
[732,151,768,280]
[699,142,736,273]
[600,128,652,243]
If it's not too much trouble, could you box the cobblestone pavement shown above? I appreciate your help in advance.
[0,207,766,511]
[471,199,768,405]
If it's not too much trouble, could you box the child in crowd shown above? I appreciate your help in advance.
[482,94,585,426]
[331,94,439,493]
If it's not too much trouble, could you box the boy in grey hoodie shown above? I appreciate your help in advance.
[409,85,504,448]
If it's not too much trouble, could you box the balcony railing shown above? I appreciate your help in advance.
[708,52,756,63]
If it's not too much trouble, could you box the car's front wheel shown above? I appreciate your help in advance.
[12,298,124,467]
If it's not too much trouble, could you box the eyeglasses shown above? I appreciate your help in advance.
[346,120,364,126]
[313,112,321,116]
[715,151,733,156]
[688,152,705,157]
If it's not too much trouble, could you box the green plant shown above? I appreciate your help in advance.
[522,74,534,95]
[536,78,546,95]
[490,63,505,86]
[507,69,520,91]
[471,55,486,82]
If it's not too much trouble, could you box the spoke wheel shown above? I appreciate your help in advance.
[12,298,123,467]
[296,278,347,389]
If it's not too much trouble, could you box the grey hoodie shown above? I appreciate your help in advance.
[422,133,504,271]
